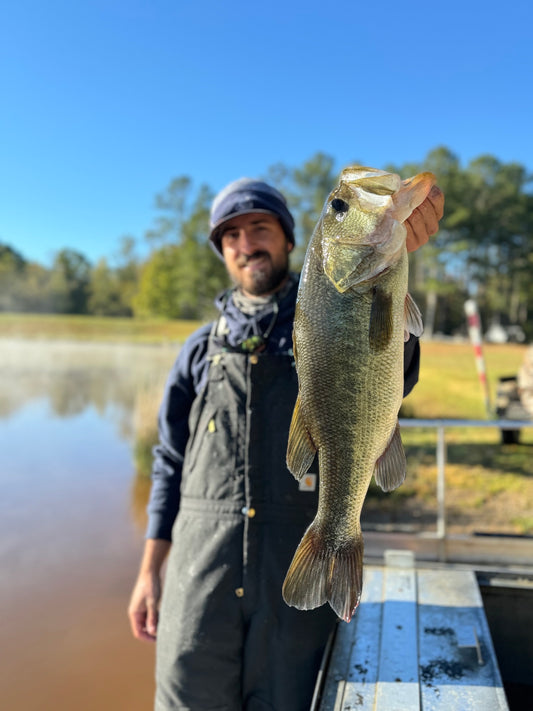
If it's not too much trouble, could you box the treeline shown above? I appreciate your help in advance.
[1,147,532,338]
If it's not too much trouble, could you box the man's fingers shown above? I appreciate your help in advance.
[405,210,429,251]
[427,185,445,220]
[130,610,157,642]
[417,201,440,236]
[146,602,159,637]
[128,584,159,642]
[405,185,445,252]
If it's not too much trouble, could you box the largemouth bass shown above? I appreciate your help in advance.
[282,166,435,622]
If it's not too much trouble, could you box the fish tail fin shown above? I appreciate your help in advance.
[282,522,363,623]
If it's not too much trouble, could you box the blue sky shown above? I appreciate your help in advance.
[1,0,532,266]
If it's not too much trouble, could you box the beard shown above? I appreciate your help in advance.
[234,252,290,296]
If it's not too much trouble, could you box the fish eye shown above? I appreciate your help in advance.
[331,198,349,213]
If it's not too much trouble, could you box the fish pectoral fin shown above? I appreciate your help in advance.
[282,522,363,623]
[404,292,424,340]
[374,422,406,492]
[286,396,317,481]
[369,286,393,351]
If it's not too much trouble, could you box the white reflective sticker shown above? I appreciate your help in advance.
[299,473,317,492]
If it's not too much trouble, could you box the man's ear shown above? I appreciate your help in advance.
[287,241,294,253]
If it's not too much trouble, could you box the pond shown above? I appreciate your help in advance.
[0,339,179,711]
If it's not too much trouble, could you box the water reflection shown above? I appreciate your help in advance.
[0,339,178,711]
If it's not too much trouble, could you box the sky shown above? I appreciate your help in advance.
[1,0,532,267]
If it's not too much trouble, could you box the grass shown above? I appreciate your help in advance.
[376,341,533,534]
[0,312,203,344]
[404,341,527,420]
[365,341,533,535]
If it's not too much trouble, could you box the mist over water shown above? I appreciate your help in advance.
[0,340,178,711]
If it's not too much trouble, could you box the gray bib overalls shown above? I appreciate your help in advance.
[155,329,336,711]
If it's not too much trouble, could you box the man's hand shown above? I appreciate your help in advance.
[405,185,444,252]
[128,538,171,643]
[128,571,162,642]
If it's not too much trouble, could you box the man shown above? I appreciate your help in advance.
[128,177,444,710]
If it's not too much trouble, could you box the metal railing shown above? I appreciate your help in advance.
[399,418,533,541]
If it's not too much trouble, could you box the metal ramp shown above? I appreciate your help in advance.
[316,550,509,710]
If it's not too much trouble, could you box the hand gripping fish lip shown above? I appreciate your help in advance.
[282,165,435,622]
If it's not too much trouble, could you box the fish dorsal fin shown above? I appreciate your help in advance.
[373,422,406,492]
[404,292,424,341]
[391,171,436,222]
[286,396,317,481]
[369,286,393,351]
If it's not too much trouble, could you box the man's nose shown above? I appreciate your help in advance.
[235,230,256,253]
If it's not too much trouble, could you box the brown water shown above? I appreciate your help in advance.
[0,340,179,711]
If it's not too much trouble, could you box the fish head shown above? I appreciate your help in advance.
[319,166,435,293]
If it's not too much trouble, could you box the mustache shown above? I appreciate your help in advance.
[237,251,270,267]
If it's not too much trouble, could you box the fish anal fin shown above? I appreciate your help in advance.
[404,292,423,340]
[282,522,363,623]
[286,396,317,481]
[369,286,393,351]
[374,422,406,492]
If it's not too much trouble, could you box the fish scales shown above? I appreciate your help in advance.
[283,166,435,622]
[296,253,405,548]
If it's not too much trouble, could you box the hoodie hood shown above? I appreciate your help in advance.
[212,273,299,354]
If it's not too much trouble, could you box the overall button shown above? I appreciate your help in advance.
[241,506,256,518]
[235,587,244,598]
[249,354,259,365]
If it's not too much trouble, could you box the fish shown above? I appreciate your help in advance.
[282,166,435,622]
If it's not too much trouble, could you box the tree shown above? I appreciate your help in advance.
[134,179,228,319]
[89,258,125,316]
[114,236,141,314]
[134,245,183,318]
[0,244,27,311]
[3,148,532,334]
[387,147,470,337]
[88,236,143,316]
[460,157,533,330]
[387,147,533,338]
[48,249,92,313]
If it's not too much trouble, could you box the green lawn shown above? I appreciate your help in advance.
[0,312,203,344]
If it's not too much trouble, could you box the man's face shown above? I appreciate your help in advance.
[220,213,293,297]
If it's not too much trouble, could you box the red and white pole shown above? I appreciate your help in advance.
[464,299,492,417]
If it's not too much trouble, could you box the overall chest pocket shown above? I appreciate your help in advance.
[181,364,241,497]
